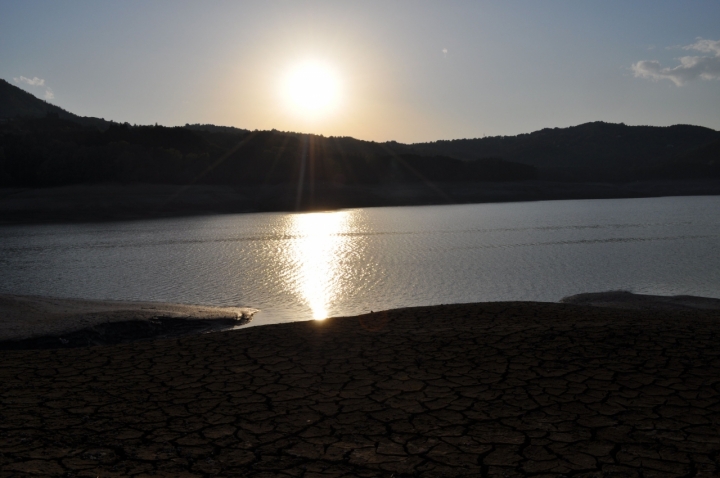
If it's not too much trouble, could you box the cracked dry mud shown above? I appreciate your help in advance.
[1,302,719,477]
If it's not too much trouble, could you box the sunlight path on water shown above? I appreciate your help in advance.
[1,197,720,327]
[283,211,354,320]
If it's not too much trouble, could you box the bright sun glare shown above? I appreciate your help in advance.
[281,61,341,119]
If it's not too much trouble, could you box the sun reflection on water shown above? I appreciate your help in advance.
[286,211,352,320]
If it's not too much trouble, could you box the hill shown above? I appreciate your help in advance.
[0,117,536,189]
[3,77,718,185]
[413,122,720,180]
[1,77,719,221]
[648,139,720,179]
[0,79,110,129]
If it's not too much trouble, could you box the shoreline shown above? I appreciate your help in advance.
[1,291,719,350]
[1,301,718,476]
[2,180,720,225]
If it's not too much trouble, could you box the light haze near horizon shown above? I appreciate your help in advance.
[1,1,719,143]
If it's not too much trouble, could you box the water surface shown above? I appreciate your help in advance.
[1,196,719,327]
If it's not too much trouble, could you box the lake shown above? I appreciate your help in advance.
[1,195,719,327]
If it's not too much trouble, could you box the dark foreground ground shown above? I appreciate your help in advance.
[1,302,719,477]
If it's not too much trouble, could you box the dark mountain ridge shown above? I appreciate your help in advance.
[649,138,720,179]
[1,77,719,221]
[2,77,718,184]
[0,117,535,188]
[413,122,720,180]
[0,78,110,129]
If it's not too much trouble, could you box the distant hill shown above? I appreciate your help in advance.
[648,139,720,179]
[1,75,719,202]
[183,123,250,135]
[193,132,536,186]
[0,78,109,129]
[0,118,536,189]
[413,122,720,180]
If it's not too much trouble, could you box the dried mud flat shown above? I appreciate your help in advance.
[1,302,719,477]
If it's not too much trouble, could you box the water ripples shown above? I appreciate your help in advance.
[1,196,719,325]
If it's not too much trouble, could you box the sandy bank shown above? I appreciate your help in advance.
[0,294,256,342]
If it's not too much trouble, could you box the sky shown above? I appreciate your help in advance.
[1,1,719,143]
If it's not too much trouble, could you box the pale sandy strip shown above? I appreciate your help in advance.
[0,294,257,342]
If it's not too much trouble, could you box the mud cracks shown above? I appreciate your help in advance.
[1,302,719,477]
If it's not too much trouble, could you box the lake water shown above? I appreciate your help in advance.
[1,196,719,327]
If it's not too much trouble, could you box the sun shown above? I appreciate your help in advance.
[281,61,341,119]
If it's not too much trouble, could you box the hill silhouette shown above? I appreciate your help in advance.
[0,118,536,189]
[648,139,720,179]
[1,78,719,221]
[0,79,109,129]
[414,122,720,181]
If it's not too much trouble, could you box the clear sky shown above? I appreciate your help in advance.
[1,1,719,143]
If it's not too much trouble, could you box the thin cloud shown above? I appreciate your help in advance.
[632,38,720,86]
[684,38,720,55]
[14,76,45,86]
[13,75,55,101]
